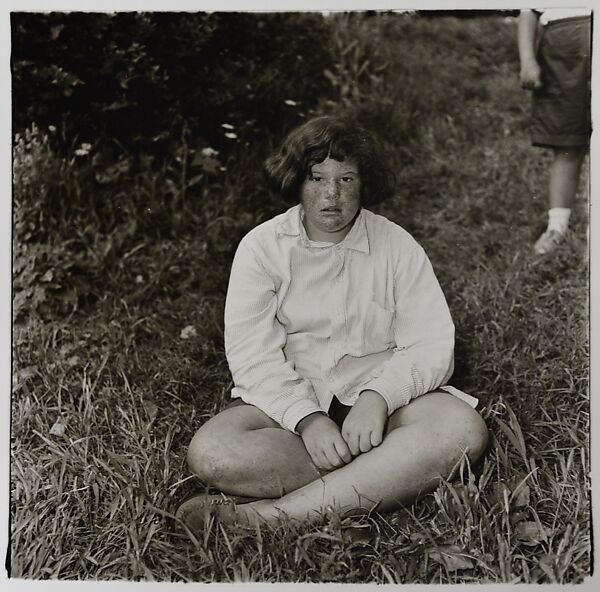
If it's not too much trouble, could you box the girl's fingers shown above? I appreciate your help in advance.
[324,449,344,469]
[333,438,353,464]
[342,425,361,456]
[317,455,334,471]
[321,438,346,468]
[370,426,384,448]
[359,431,373,453]
[348,435,361,457]
[309,448,331,471]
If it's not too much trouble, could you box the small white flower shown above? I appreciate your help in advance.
[224,132,237,140]
[284,99,298,106]
[221,123,235,130]
[48,125,57,132]
[74,142,92,156]
[201,147,219,157]
[135,274,144,284]
[180,325,197,339]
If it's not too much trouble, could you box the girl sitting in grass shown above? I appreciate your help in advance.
[177,116,488,528]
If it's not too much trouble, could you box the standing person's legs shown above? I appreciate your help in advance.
[531,17,590,255]
[535,146,586,254]
[180,391,488,526]
[548,147,586,210]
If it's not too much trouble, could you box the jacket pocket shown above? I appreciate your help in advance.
[363,301,395,353]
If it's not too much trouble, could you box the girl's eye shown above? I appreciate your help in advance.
[341,177,354,182]
[310,176,322,182]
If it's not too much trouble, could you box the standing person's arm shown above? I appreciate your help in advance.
[518,9,542,90]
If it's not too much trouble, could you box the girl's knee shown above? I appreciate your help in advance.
[186,412,238,482]
[186,424,222,484]
[444,400,489,462]
[415,394,488,463]
[186,407,269,486]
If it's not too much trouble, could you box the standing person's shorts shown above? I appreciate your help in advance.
[532,16,591,148]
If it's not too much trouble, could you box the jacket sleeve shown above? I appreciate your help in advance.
[224,235,322,432]
[359,241,455,413]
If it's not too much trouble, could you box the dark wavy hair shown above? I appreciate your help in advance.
[264,116,396,206]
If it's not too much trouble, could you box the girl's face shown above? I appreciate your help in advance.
[300,157,362,244]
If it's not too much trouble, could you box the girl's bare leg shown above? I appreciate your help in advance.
[187,403,322,498]
[235,392,488,523]
[186,392,488,523]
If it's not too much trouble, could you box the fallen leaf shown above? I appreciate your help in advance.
[66,355,80,368]
[49,418,67,437]
[15,365,39,383]
[512,483,530,508]
[142,400,158,424]
[489,481,511,506]
[510,510,528,525]
[40,269,54,282]
[427,545,475,571]
[180,325,197,339]
[515,521,549,545]
[490,478,530,509]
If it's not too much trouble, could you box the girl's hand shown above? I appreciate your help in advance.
[520,59,542,90]
[341,390,388,456]
[297,413,352,472]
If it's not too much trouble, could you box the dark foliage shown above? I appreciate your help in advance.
[11,12,334,153]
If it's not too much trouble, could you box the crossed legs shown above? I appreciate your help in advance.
[185,391,488,524]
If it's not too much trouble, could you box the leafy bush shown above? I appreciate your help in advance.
[11,12,334,154]
[11,121,248,322]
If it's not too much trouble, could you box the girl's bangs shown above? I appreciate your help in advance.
[305,138,356,171]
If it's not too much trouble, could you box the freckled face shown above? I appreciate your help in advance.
[300,157,362,243]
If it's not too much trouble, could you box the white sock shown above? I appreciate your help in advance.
[547,208,571,235]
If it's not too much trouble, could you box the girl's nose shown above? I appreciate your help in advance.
[325,180,341,199]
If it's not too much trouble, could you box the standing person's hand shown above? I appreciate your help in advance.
[520,59,543,90]
[341,390,388,456]
[297,413,352,472]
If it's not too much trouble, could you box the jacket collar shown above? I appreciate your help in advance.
[276,204,370,254]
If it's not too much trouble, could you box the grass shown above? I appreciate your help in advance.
[10,13,591,583]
